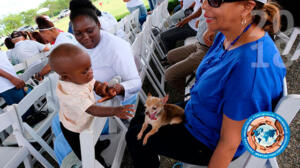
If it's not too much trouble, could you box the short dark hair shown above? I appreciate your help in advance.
[4,37,15,49]
[10,31,27,39]
[69,0,100,24]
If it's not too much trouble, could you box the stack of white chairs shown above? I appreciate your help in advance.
[2,73,60,165]
[132,32,164,100]
[0,105,53,168]
[128,9,141,36]
[116,16,136,44]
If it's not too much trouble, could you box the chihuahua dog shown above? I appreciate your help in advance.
[137,93,184,145]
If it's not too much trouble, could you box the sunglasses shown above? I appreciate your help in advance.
[207,0,244,8]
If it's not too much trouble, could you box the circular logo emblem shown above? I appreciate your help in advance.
[242,112,290,159]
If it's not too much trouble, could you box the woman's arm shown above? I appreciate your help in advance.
[112,42,142,100]
[0,69,25,89]
[176,7,202,27]
[208,114,246,168]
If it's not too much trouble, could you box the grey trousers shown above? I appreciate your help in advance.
[165,42,209,92]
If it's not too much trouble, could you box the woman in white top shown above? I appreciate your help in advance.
[9,31,49,65]
[0,51,35,119]
[69,0,141,102]
[35,15,78,80]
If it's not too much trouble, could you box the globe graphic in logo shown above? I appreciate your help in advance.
[254,124,278,147]
[242,112,290,158]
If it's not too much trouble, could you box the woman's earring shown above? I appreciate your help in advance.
[241,19,247,26]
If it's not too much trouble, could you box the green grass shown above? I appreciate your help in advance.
[54,0,150,32]
[1,0,178,51]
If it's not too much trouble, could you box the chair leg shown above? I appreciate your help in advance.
[23,123,58,163]
[23,155,33,168]
[17,133,53,168]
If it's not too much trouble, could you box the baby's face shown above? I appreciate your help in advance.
[68,53,94,85]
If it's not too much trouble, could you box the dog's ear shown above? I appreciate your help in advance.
[162,94,169,104]
[148,93,152,97]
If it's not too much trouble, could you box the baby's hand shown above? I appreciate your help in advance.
[113,104,135,119]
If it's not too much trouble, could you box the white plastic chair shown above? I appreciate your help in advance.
[0,106,53,168]
[147,13,168,59]
[117,17,135,44]
[132,32,164,100]
[79,116,127,168]
[24,53,43,69]
[183,79,300,168]
[128,9,141,36]
[139,30,166,96]
[280,27,300,61]
[14,62,26,73]
[2,73,59,164]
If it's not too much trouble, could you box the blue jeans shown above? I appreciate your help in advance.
[127,4,147,25]
[0,87,35,120]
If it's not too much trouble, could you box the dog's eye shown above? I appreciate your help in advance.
[152,107,157,110]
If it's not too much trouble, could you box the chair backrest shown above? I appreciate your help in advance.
[129,9,141,35]
[131,33,145,74]
[80,117,108,168]
[79,77,122,168]
[14,63,26,73]
[282,28,300,55]
[20,61,45,82]
[24,53,42,69]
[0,106,22,134]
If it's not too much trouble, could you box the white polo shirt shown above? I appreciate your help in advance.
[13,40,46,64]
[0,51,19,93]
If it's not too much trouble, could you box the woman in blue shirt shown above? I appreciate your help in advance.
[126,0,286,167]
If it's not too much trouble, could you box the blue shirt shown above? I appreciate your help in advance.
[184,32,286,157]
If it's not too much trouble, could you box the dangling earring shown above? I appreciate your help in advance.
[241,18,247,26]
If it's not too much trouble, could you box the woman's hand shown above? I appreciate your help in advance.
[176,17,191,27]
[95,81,117,102]
[203,29,216,47]
[10,77,25,89]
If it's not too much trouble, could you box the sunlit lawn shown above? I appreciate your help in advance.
[54,0,149,32]
[1,0,149,50]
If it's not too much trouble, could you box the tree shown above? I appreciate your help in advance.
[20,9,38,25]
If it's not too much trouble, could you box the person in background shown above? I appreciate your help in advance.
[169,0,195,24]
[123,0,147,25]
[10,31,49,65]
[160,0,203,52]
[0,51,37,122]
[164,14,215,97]
[35,15,78,80]
[4,37,17,65]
